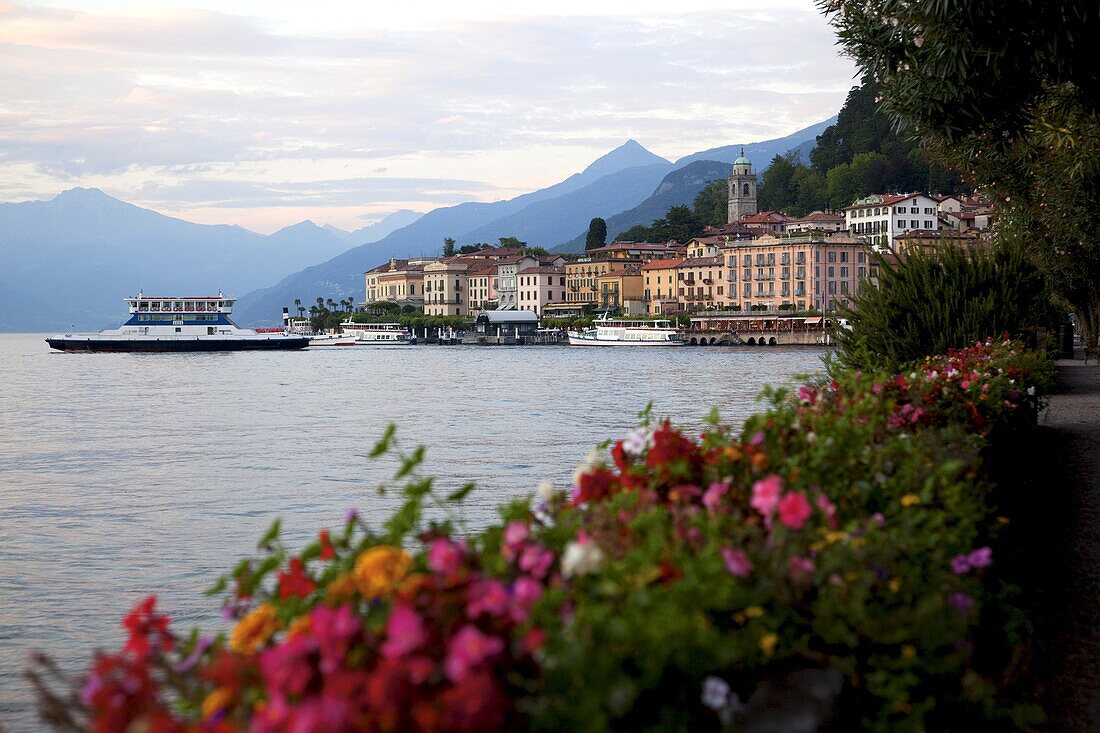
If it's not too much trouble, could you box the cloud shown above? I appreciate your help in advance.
[0,2,857,228]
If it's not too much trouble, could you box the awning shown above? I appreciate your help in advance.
[804,317,823,325]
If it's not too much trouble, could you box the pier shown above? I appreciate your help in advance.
[687,312,832,346]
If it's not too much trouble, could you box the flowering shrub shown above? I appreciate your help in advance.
[32,338,1052,732]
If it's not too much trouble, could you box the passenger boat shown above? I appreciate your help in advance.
[308,333,357,347]
[339,320,416,345]
[567,315,685,346]
[46,292,309,352]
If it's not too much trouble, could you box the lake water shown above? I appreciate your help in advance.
[0,333,825,731]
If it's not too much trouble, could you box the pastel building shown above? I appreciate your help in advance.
[517,266,567,316]
[844,193,941,250]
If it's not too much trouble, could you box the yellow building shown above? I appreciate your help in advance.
[676,256,725,310]
[641,258,684,315]
[596,266,645,314]
[364,258,429,306]
[423,259,469,316]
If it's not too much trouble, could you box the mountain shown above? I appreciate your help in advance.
[232,142,673,324]
[323,209,423,246]
[0,189,354,331]
[556,160,734,251]
[673,117,837,168]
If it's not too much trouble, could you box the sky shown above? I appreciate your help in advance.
[0,0,858,233]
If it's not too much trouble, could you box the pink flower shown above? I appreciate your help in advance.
[750,431,765,446]
[950,555,971,575]
[702,481,730,512]
[815,494,838,529]
[510,576,544,623]
[949,592,975,615]
[428,538,464,579]
[518,545,555,580]
[777,492,812,530]
[720,547,752,578]
[502,522,529,561]
[797,386,816,404]
[381,602,427,659]
[311,603,362,673]
[750,475,783,517]
[444,624,504,682]
[260,636,319,699]
[789,555,815,582]
[967,546,992,568]
[467,578,510,619]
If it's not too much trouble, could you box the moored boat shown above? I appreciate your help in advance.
[46,292,309,352]
[567,316,685,346]
[339,320,416,345]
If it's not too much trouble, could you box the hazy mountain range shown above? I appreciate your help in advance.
[0,117,835,330]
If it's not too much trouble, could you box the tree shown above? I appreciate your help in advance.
[498,236,527,249]
[585,218,608,250]
[442,237,456,257]
[759,155,797,212]
[820,0,1100,346]
[691,180,729,227]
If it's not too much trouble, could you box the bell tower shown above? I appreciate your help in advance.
[727,148,757,224]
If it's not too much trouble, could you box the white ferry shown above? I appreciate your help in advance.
[46,292,309,352]
[339,320,416,345]
[567,316,685,346]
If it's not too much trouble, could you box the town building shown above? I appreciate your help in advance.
[727,150,758,224]
[465,260,498,312]
[517,266,567,316]
[893,229,991,258]
[785,210,846,234]
[363,258,430,307]
[641,258,685,315]
[423,258,469,316]
[720,232,872,313]
[844,193,941,250]
[596,266,645,314]
[740,211,791,235]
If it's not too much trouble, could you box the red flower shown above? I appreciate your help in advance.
[123,595,173,657]
[572,467,618,505]
[276,558,316,600]
[439,670,508,733]
[318,529,335,560]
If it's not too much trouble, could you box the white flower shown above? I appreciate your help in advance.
[1027,386,1036,397]
[701,676,730,711]
[536,481,556,502]
[806,431,818,444]
[561,541,605,578]
[621,427,654,458]
[572,448,604,485]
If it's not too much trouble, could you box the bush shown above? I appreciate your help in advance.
[31,340,1053,733]
[834,243,1056,374]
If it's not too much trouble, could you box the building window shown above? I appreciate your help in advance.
[841,267,848,277]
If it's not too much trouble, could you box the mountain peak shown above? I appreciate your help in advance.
[581,140,670,179]
[52,187,119,204]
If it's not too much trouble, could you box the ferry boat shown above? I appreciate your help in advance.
[308,333,358,347]
[46,292,309,352]
[567,316,685,347]
[339,320,416,345]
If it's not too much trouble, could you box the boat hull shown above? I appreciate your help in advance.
[46,336,310,352]
[567,334,685,346]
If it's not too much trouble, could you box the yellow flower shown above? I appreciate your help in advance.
[744,606,765,619]
[900,494,921,507]
[759,632,778,658]
[325,572,358,604]
[286,615,312,639]
[888,578,902,594]
[825,531,848,544]
[230,603,279,655]
[354,546,412,599]
[901,645,916,659]
[202,687,235,719]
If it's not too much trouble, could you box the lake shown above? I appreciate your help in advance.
[0,333,826,731]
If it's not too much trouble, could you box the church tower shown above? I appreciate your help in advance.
[727,148,757,224]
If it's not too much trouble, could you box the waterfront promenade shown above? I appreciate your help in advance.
[1037,355,1100,731]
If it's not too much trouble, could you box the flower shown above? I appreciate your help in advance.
[381,602,427,659]
[354,546,412,599]
[467,578,510,619]
[122,595,173,658]
[949,592,975,615]
[759,632,778,658]
[276,557,316,600]
[230,603,279,655]
[815,494,838,528]
[318,529,335,561]
[561,540,605,578]
[720,547,753,579]
[701,676,731,711]
[750,475,783,517]
[777,492,813,530]
[518,545,555,580]
[427,537,464,579]
[444,625,504,682]
[311,603,362,673]
[702,481,730,512]
[536,481,556,502]
[510,576,544,623]
[900,494,921,507]
[621,426,654,458]
[950,555,971,575]
[789,555,815,582]
[201,686,234,720]
[967,546,993,569]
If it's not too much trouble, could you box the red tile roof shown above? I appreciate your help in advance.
[641,258,685,270]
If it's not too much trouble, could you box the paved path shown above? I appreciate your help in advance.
[1037,356,1100,731]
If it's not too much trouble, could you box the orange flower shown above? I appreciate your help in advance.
[325,572,359,604]
[230,603,279,655]
[202,686,235,719]
[286,615,312,639]
[354,546,412,599]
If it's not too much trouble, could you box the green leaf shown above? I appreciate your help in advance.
[395,445,426,479]
[447,482,476,502]
[204,575,228,597]
[370,424,397,458]
[257,518,282,550]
